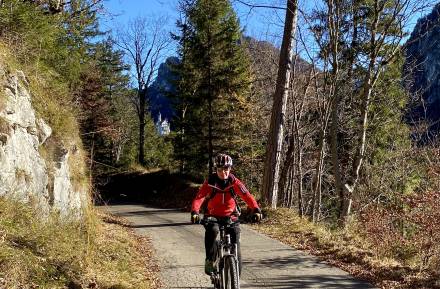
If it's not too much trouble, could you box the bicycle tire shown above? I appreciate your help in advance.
[223,255,239,289]
[213,240,220,259]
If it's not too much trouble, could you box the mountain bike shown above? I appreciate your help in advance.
[201,216,240,289]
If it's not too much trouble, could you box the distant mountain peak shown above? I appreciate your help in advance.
[405,4,440,131]
[148,56,179,123]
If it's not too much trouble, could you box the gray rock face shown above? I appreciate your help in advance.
[148,56,178,123]
[405,4,440,128]
[0,66,87,216]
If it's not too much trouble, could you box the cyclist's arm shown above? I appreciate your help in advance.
[234,180,259,210]
[191,180,210,213]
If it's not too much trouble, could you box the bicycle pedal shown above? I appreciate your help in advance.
[210,274,220,286]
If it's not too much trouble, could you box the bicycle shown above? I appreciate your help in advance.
[201,216,240,289]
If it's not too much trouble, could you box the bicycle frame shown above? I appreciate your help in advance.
[202,217,240,289]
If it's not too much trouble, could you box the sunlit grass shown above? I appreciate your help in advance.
[0,197,159,289]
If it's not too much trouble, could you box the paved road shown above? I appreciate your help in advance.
[103,204,376,289]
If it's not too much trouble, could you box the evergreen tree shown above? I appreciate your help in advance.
[56,0,103,87]
[173,0,251,176]
[76,38,132,173]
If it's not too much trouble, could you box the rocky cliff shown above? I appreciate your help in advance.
[0,65,88,216]
[148,56,179,123]
[405,3,440,131]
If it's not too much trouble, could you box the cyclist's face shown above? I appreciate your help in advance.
[216,166,231,180]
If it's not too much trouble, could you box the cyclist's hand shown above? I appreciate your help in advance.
[191,212,200,224]
[252,208,262,223]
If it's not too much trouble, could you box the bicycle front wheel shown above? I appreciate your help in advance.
[223,255,239,289]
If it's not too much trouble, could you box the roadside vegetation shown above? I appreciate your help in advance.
[252,207,440,289]
[101,169,440,289]
[0,197,159,289]
[0,1,163,287]
[1,0,440,288]
[95,1,440,287]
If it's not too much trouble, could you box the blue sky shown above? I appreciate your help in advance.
[99,0,431,53]
[98,0,289,82]
[99,0,286,45]
[98,0,432,71]
[100,0,180,32]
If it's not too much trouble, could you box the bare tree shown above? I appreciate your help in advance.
[116,16,170,165]
[342,0,429,223]
[262,0,298,209]
[315,0,434,225]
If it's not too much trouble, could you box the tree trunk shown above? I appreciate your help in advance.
[292,100,304,217]
[311,129,325,222]
[208,97,213,175]
[278,135,295,206]
[179,105,187,174]
[115,142,122,164]
[288,166,295,208]
[326,0,344,222]
[330,86,344,220]
[339,76,373,223]
[262,0,298,208]
[295,134,303,217]
[138,89,146,165]
[207,28,214,176]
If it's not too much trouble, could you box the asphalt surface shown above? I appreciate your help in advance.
[102,204,376,289]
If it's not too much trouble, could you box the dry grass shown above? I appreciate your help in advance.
[0,116,9,135]
[0,197,160,289]
[0,93,5,113]
[1,42,89,194]
[67,143,89,193]
[27,67,77,141]
[1,40,81,142]
[0,44,11,114]
[251,208,440,289]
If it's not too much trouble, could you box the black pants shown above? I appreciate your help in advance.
[205,222,242,271]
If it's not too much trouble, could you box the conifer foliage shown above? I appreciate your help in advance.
[173,0,251,176]
[0,0,171,176]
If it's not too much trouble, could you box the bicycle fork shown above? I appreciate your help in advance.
[233,242,240,277]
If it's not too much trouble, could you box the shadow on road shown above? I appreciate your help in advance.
[243,254,332,270]
[126,222,193,228]
[115,208,185,216]
[238,254,375,288]
[95,170,198,209]
[240,274,373,288]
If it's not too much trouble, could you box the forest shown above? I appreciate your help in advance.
[0,0,439,288]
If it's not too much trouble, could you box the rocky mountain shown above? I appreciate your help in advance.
[0,65,88,216]
[405,3,440,132]
[146,37,309,128]
[147,56,179,123]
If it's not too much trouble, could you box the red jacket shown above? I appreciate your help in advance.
[191,173,259,217]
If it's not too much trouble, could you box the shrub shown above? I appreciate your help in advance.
[360,191,440,271]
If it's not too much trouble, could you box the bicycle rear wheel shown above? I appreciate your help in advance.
[223,255,239,289]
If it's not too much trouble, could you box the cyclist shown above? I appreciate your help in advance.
[190,153,262,275]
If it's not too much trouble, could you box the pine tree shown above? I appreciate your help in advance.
[173,0,251,176]
[85,38,131,168]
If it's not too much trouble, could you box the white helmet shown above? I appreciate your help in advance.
[214,153,233,168]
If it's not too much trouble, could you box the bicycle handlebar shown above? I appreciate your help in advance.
[200,216,238,227]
